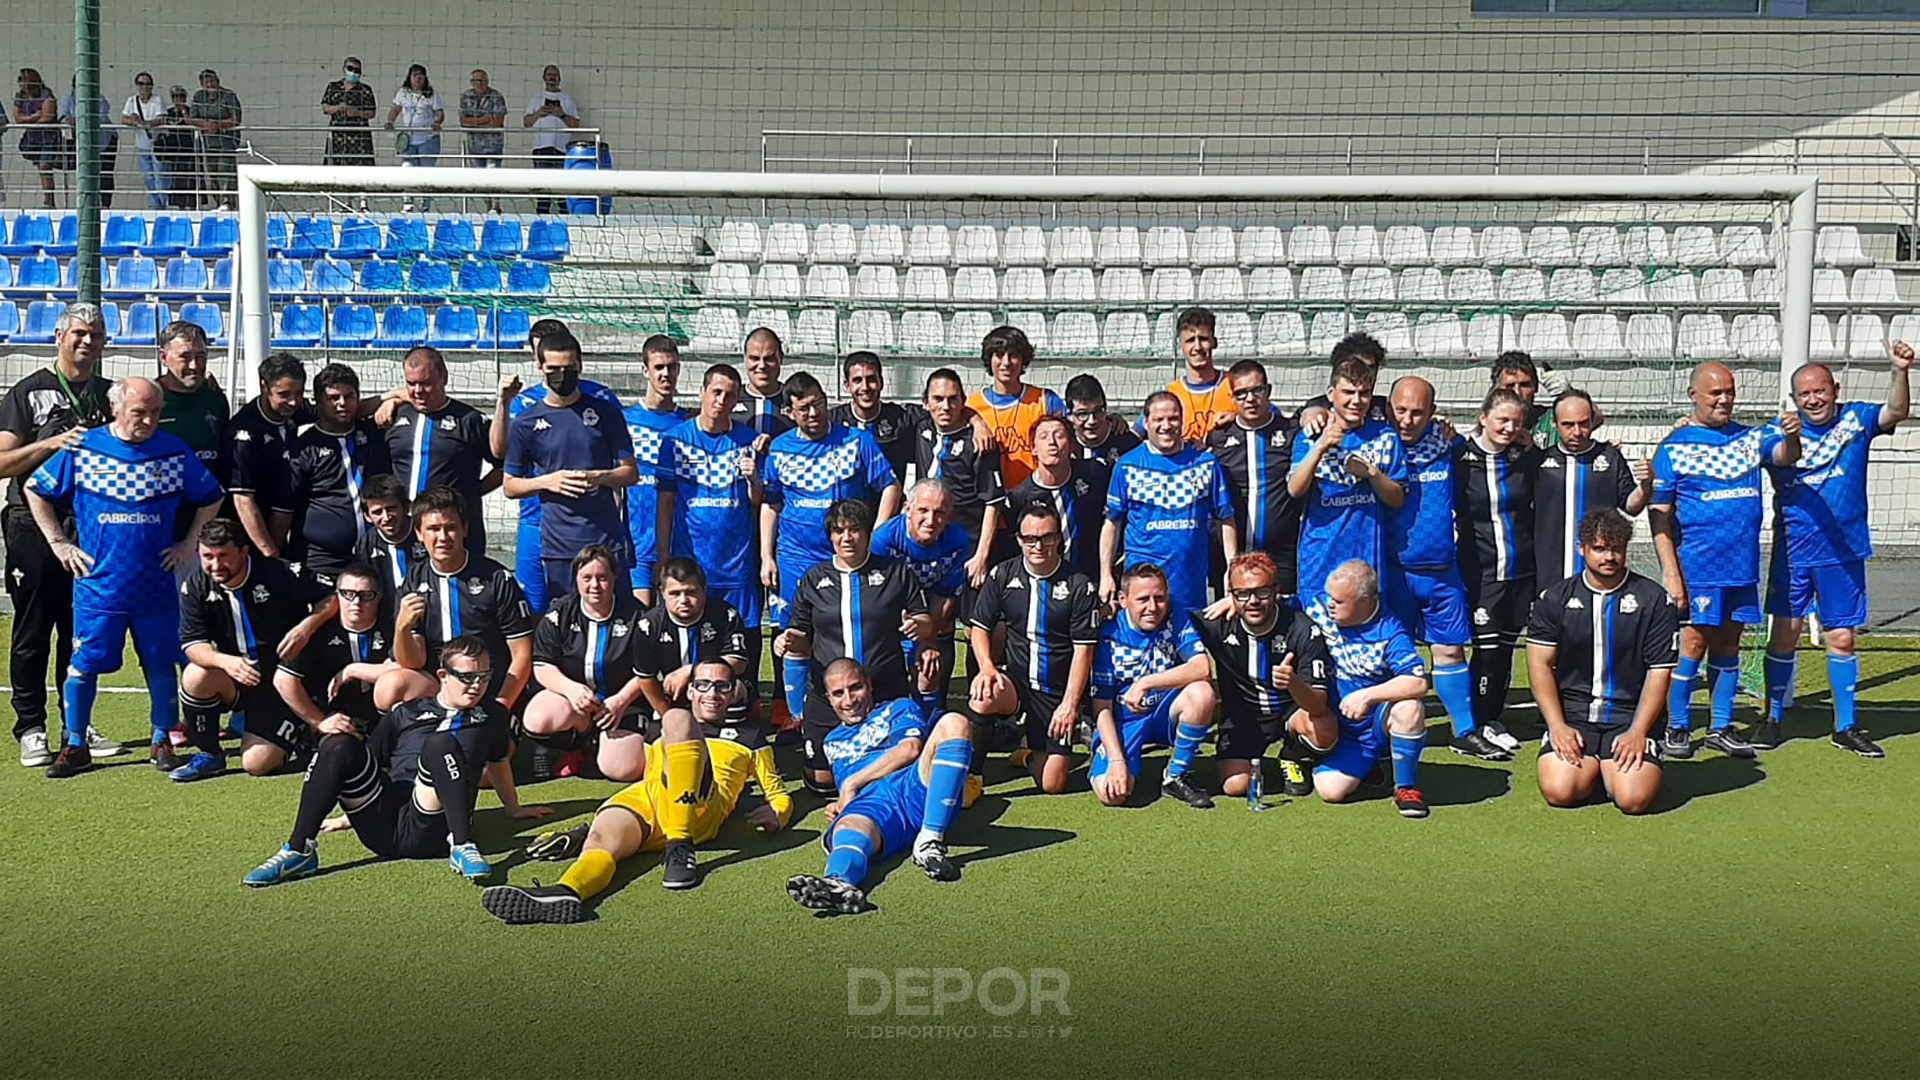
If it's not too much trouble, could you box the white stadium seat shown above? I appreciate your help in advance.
[1677,314,1729,359]
[1413,313,1467,358]
[1648,271,1698,304]
[1335,225,1382,266]
[690,307,744,353]
[1623,226,1672,268]
[1215,312,1255,358]
[1730,314,1781,360]
[793,309,839,355]
[1844,313,1886,359]
[1003,267,1046,302]
[1289,226,1336,265]
[1382,226,1431,267]
[704,262,750,299]
[1597,268,1647,303]
[847,309,895,351]
[804,265,851,300]
[1526,227,1575,267]
[907,225,953,266]
[1430,226,1477,266]
[1625,314,1674,359]
[1193,226,1238,267]
[1096,227,1142,267]
[903,266,950,302]
[1817,225,1871,268]
[1500,268,1546,303]
[953,266,998,302]
[1050,267,1096,302]
[1447,268,1496,302]
[765,223,810,262]
[1197,267,1247,302]
[1257,312,1308,357]
[1572,313,1626,359]
[853,265,899,301]
[1103,312,1152,354]
[1750,268,1780,302]
[1480,226,1527,268]
[1890,313,1920,347]
[1049,226,1095,267]
[899,311,946,353]
[1308,311,1350,355]
[1465,314,1514,357]
[949,310,996,351]
[1852,268,1900,304]
[1052,311,1100,353]
[1143,227,1189,267]
[1003,226,1048,267]
[1008,313,1050,353]
[1809,314,1842,360]
[1349,266,1395,302]
[744,308,791,344]
[859,225,905,265]
[1398,267,1444,302]
[1362,311,1413,353]
[1149,268,1194,303]
[1148,312,1176,358]
[1099,268,1146,302]
[711,222,761,261]
[1575,227,1623,267]
[813,224,857,264]
[1548,268,1596,303]
[1673,226,1719,268]
[1299,266,1345,301]
[1248,267,1293,301]
[755,263,802,300]
[955,226,1001,267]
[1813,268,1849,304]
[1720,225,1774,269]
[1519,313,1572,358]
[1699,268,1746,303]
[1240,226,1286,266]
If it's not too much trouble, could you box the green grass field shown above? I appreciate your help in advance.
[2,620,1917,1079]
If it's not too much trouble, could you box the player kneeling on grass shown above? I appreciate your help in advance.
[1529,508,1678,815]
[519,544,651,782]
[243,634,551,887]
[1300,559,1434,818]
[273,562,399,739]
[482,659,793,922]
[787,658,974,916]
[1088,564,1219,808]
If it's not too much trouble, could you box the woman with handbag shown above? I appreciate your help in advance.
[384,63,443,212]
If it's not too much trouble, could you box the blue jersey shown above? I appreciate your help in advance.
[1768,402,1882,568]
[1388,425,1459,571]
[1092,609,1205,717]
[1292,419,1408,597]
[656,418,759,587]
[1299,594,1426,703]
[822,697,926,789]
[27,427,223,616]
[1651,421,1782,589]
[761,424,897,570]
[871,515,969,597]
[1104,444,1234,611]
[506,396,635,560]
[624,401,691,577]
[508,378,622,529]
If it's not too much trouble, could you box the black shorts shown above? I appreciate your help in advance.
[240,689,310,753]
[1536,720,1664,767]
[345,780,449,860]
[1015,684,1079,757]
[1216,709,1284,762]
[1468,576,1536,645]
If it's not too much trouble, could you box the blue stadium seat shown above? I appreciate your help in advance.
[372,304,428,349]
[162,257,210,300]
[15,253,61,294]
[330,303,377,347]
[100,215,148,256]
[266,218,292,255]
[430,218,477,260]
[0,257,12,293]
[16,300,65,343]
[46,214,79,256]
[358,257,404,296]
[428,304,481,349]
[211,257,233,295]
[457,258,502,294]
[380,218,429,258]
[180,301,225,344]
[120,301,168,346]
[268,257,307,295]
[63,258,111,292]
[0,302,18,341]
[335,217,381,260]
[506,261,552,296]
[0,214,54,256]
[284,216,336,261]
[273,303,324,347]
[110,256,159,296]
[142,214,193,257]
[525,219,570,261]
[312,256,356,295]
[97,302,123,339]
[188,216,238,259]
[407,258,453,296]
[479,219,523,259]
[485,307,531,348]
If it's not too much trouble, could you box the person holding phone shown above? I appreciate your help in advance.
[523,64,580,214]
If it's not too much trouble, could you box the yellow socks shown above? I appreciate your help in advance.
[558,848,616,901]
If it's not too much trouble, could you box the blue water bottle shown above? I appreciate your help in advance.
[1248,755,1265,812]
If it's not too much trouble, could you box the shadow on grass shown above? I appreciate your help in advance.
[1420,759,1513,807]
[1651,754,1767,814]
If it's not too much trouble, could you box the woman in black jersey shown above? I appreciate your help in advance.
[521,546,650,781]
[1454,388,1540,743]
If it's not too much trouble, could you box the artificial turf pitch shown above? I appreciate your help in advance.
[1,622,1916,1079]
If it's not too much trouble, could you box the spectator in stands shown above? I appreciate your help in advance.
[524,64,580,215]
[320,57,376,171]
[14,68,61,208]
[188,69,242,209]
[156,86,198,209]
[385,64,444,212]
[60,76,118,208]
[122,72,168,209]
[460,68,507,212]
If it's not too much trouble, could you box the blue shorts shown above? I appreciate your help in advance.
[1386,564,1472,647]
[1684,584,1761,628]
[73,604,181,676]
[838,764,928,858]
[902,634,955,684]
[1088,693,1179,782]
[710,580,763,630]
[1313,703,1388,781]
[1766,555,1867,628]
[515,521,547,614]
[769,554,815,630]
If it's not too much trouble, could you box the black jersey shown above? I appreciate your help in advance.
[354,528,426,622]
[180,554,322,667]
[1206,416,1303,573]
[1526,571,1679,729]
[1191,606,1332,720]
[533,591,647,696]
[372,696,511,788]
[282,420,392,577]
[907,415,1007,543]
[631,598,754,728]
[735,384,793,438]
[0,366,111,511]
[1454,437,1540,584]
[967,556,1100,696]
[226,397,299,510]
[832,401,925,483]
[790,554,928,699]
[386,399,497,553]
[1005,462,1109,582]
[277,615,393,724]
[1077,426,1140,470]
[1532,440,1638,587]
[399,553,534,700]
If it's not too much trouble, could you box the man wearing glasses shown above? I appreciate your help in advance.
[274,563,400,738]
[244,634,550,888]
[1065,374,1138,471]
[1205,359,1302,595]
[319,57,375,168]
[459,69,507,212]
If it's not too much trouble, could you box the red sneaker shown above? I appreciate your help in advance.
[1393,786,1430,819]
[555,750,589,778]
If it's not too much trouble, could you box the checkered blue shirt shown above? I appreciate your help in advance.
[1652,421,1781,588]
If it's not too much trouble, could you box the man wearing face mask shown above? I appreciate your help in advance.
[320,57,375,169]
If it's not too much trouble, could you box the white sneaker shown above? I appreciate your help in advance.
[1482,724,1522,753]
[85,726,127,758]
[19,730,51,767]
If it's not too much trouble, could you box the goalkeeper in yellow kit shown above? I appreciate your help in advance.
[480,658,792,923]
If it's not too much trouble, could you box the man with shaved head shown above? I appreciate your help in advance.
[1758,343,1912,758]
[1648,361,1800,760]
[25,376,225,777]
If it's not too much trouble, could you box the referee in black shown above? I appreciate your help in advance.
[1527,507,1679,815]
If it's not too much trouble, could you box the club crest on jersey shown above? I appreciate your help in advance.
[466,579,486,595]
[699,624,715,640]
[354,430,368,446]
[440,416,457,431]
[612,621,630,637]
[1620,593,1639,613]
[1271,432,1288,449]
[1073,479,1089,496]
[876,420,896,440]
[1052,581,1070,600]
[582,408,599,427]
[372,632,387,651]
[1473,607,1490,625]
[1593,455,1611,471]
[868,569,886,586]
[252,584,270,604]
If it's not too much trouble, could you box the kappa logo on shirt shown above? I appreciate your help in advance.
[545,610,561,623]
[1007,576,1026,590]
[327,635,345,647]
[393,416,411,429]
[533,419,551,432]
[818,575,836,590]
[1541,456,1561,469]
[1224,633,1240,646]
[1566,596,1584,609]
[233,428,252,442]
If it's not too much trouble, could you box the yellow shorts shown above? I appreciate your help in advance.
[599,738,757,851]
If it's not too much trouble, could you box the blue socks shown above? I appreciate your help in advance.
[1433,663,1475,738]
[1168,722,1210,779]
[1828,654,1859,732]
[1764,651,1797,721]
[146,663,179,744]
[1668,655,1701,730]
[919,739,973,840]
[781,657,809,722]
[1708,658,1740,729]
[824,826,877,886]
[914,689,946,725]
[1390,731,1424,789]
[61,670,99,747]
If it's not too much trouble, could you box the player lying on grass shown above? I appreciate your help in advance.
[243,634,550,887]
[786,658,974,916]
[1088,563,1219,808]
[481,657,793,922]
[1529,508,1678,815]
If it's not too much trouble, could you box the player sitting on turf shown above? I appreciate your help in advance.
[243,634,551,887]
[273,562,400,738]
[481,658,792,920]
[1300,558,1434,818]
[519,544,651,782]
[786,658,975,915]
[1089,563,1219,808]
[1529,509,1679,815]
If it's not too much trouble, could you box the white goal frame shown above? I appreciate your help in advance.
[234,165,1819,393]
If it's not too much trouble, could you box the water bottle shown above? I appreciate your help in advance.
[1247,755,1265,812]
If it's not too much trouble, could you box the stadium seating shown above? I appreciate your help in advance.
[711,221,760,261]
[335,217,382,260]
[487,307,532,348]
[858,225,904,265]
[268,257,307,295]
[948,310,995,351]
[1572,313,1626,358]
[359,257,404,295]
[265,218,292,255]
[1527,227,1574,266]
[312,257,356,295]
[372,304,428,348]
[180,302,225,344]
[1382,226,1431,267]
[0,258,12,295]
[1730,314,1781,359]
[1048,227,1093,267]
[907,225,952,267]
[903,266,950,302]
[1817,226,1871,268]
[1414,313,1466,357]
[813,224,857,264]
[109,256,159,297]
[1289,226,1335,265]
[273,303,325,347]
[0,301,18,341]
[1335,226,1382,266]
[691,307,745,352]
[480,219,524,260]
[120,301,167,346]
[764,222,808,262]
[16,300,64,343]
[956,226,1001,267]
[1480,227,1525,267]
[1575,227,1622,267]
[745,308,791,345]
[1048,267,1093,302]
[381,218,430,258]
[46,215,80,257]
[1002,226,1047,267]
[428,305,482,349]
[1248,267,1293,301]
[899,310,945,352]
[792,308,838,354]
[188,216,238,259]
[755,263,801,300]
[0,214,55,257]
[1193,226,1237,267]
[1097,227,1142,267]
[1144,226,1187,266]
[212,257,234,295]
[406,258,454,296]
[100,215,148,256]
[285,216,336,260]
[1349,267,1393,302]
[1052,312,1099,353]
[431,219,478,260]
[1429,227,1475,265]
[458,258,503,294]
[506,261,553,296]
[805,265,851,300]
[853,265,900,301]
[1004,267,1045,303]
[63,258,110,292]
[1256,312,1306,356]
[847,309,894,351]
[331,303,378,347]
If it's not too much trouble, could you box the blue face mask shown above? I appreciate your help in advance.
[344,70,361,85]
